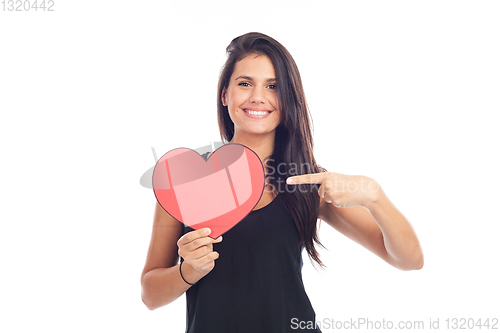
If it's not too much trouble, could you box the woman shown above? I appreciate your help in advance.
[141,32,423,332]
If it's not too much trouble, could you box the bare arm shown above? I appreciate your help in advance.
[140,202,221,310]
[288,172,423,271]
[318,187,424,270]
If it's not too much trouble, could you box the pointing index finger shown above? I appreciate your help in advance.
[286,173,326,185]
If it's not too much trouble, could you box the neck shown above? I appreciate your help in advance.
[230,130,275,163]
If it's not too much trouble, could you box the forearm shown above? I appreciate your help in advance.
[365,186,424,270]
[141,262,205,310]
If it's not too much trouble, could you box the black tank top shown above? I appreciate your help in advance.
[181,195,322,332]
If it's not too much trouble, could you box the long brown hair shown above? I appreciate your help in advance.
[217,32,325,267]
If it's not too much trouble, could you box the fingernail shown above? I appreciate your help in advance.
[217,236,223,241]
[286,178,293,184]
[205,228,211,235]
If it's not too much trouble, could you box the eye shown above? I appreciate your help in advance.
[238,82,251,87]
[267,84,276,89]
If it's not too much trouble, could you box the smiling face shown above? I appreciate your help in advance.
[222,54,280,140]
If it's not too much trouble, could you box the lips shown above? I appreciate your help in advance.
[242,108,272,119]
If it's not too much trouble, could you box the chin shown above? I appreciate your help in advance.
[242,125,276,136]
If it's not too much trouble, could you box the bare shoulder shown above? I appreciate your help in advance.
[141,201,184,282]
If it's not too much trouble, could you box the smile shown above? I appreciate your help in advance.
[242,109,272,119]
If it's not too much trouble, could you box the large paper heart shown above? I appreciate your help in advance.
[153,143,265,239]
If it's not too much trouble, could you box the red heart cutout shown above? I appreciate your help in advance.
[153,143,265,239]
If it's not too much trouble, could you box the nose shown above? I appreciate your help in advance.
[249,86,265,104]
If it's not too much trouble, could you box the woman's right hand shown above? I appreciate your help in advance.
[177,228,223,279]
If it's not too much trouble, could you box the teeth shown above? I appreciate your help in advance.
[247,110,269,115]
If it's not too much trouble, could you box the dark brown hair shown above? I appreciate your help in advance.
[217,32,325,267]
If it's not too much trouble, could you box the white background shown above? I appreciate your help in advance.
[1,1,499,332]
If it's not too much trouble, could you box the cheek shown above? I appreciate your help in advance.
[274,112,281,125]
[227,108,236,123]
[227,92,247,115]
[227,105,241,125]
[271,96,279,111]
[271,99,280,120]
[228,103,239,116]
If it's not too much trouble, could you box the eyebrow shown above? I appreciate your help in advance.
[234,75,276,82]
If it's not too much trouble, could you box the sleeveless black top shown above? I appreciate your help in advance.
[181,195,321,332]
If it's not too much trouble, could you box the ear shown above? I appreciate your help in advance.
[221,88,227,106]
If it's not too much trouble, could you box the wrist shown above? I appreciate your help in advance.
[179,260,206,285]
